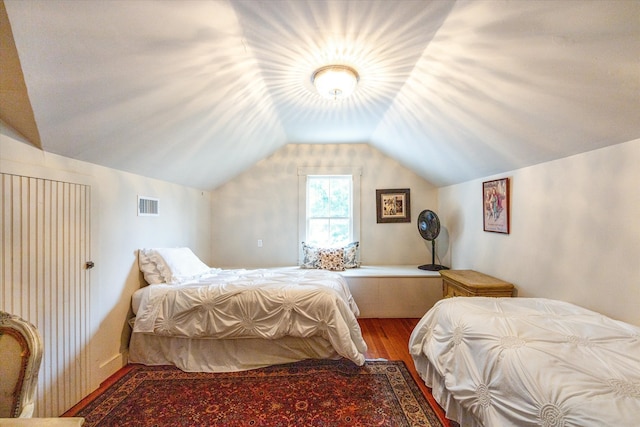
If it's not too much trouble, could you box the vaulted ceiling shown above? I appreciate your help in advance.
[2,0,639,189]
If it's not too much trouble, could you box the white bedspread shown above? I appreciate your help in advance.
[132,268,367,366]
[409,297,640,427]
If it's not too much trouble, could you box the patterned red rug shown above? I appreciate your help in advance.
[71,359,445,426]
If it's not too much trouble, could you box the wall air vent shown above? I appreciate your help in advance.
[138,196,159,216]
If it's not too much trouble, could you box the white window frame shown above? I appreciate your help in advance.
[305,174,352,246]
[298,166,361,263]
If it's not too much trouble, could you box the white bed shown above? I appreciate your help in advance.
[409,297,640,427]
[129,248,367,372]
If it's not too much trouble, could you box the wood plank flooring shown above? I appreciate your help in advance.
[358,318,452,426]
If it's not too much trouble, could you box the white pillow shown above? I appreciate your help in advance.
[138,248,213,284]
[138,249,166,284]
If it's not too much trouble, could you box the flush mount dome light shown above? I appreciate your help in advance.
[312,65,359,100]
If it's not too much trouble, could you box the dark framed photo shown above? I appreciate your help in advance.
[376,188,411,223]
[483,178,509,233]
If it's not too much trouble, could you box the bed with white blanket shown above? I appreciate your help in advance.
[409,297,640,427]
[129,248,367,372]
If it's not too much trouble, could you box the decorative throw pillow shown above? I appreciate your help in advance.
[317,248,346,271]
[343,241,360,269]
[138,249,166,284]
[300,242,320,268]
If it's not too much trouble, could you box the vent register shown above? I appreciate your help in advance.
[138,196,159,216]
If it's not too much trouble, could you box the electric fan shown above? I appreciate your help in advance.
[417,209,449,271]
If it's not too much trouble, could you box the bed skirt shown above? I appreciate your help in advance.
[413,352,480,427]
[128,332,342,372]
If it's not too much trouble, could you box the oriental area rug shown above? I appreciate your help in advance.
[70,359,445,427]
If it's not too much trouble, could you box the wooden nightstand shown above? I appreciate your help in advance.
[440,270,515,298]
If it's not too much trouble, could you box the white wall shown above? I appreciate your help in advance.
[1,124,211,392]
[211,144,439,268]
[438,139,640,325]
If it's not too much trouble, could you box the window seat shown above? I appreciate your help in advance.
[339,265,443,318]
[340,265,441,278]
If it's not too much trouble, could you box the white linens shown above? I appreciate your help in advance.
[409,297,640,427]
[132,267,367,367]
[128,333,341,372]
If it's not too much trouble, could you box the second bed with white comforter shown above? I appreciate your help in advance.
[409,297,640,427]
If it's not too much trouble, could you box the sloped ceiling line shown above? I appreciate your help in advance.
[3,0,640,190]
[0,0,41,148]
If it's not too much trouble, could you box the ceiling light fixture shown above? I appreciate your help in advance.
[312,65,359,100]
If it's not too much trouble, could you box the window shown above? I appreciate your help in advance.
[306,175,352,247]
[298,167,361,256]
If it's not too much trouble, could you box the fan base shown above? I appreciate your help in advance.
[418,264,449,271]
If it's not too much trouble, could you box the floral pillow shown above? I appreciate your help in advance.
[300,241,360,270]
[317,248,346,271]
[343,241,360,269]
[300,242,320,269]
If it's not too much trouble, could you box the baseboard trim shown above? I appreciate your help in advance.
[98,351,127,381]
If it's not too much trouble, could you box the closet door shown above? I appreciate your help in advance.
[1,173,91,417]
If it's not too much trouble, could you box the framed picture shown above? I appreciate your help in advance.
[483,178,510,233]
[376,188,411,223]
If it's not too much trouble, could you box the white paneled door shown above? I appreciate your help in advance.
[1,173,91,417]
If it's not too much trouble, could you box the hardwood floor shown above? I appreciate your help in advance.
[358,318,452,426]
[359,317,420,361]
[66,318,453,426]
